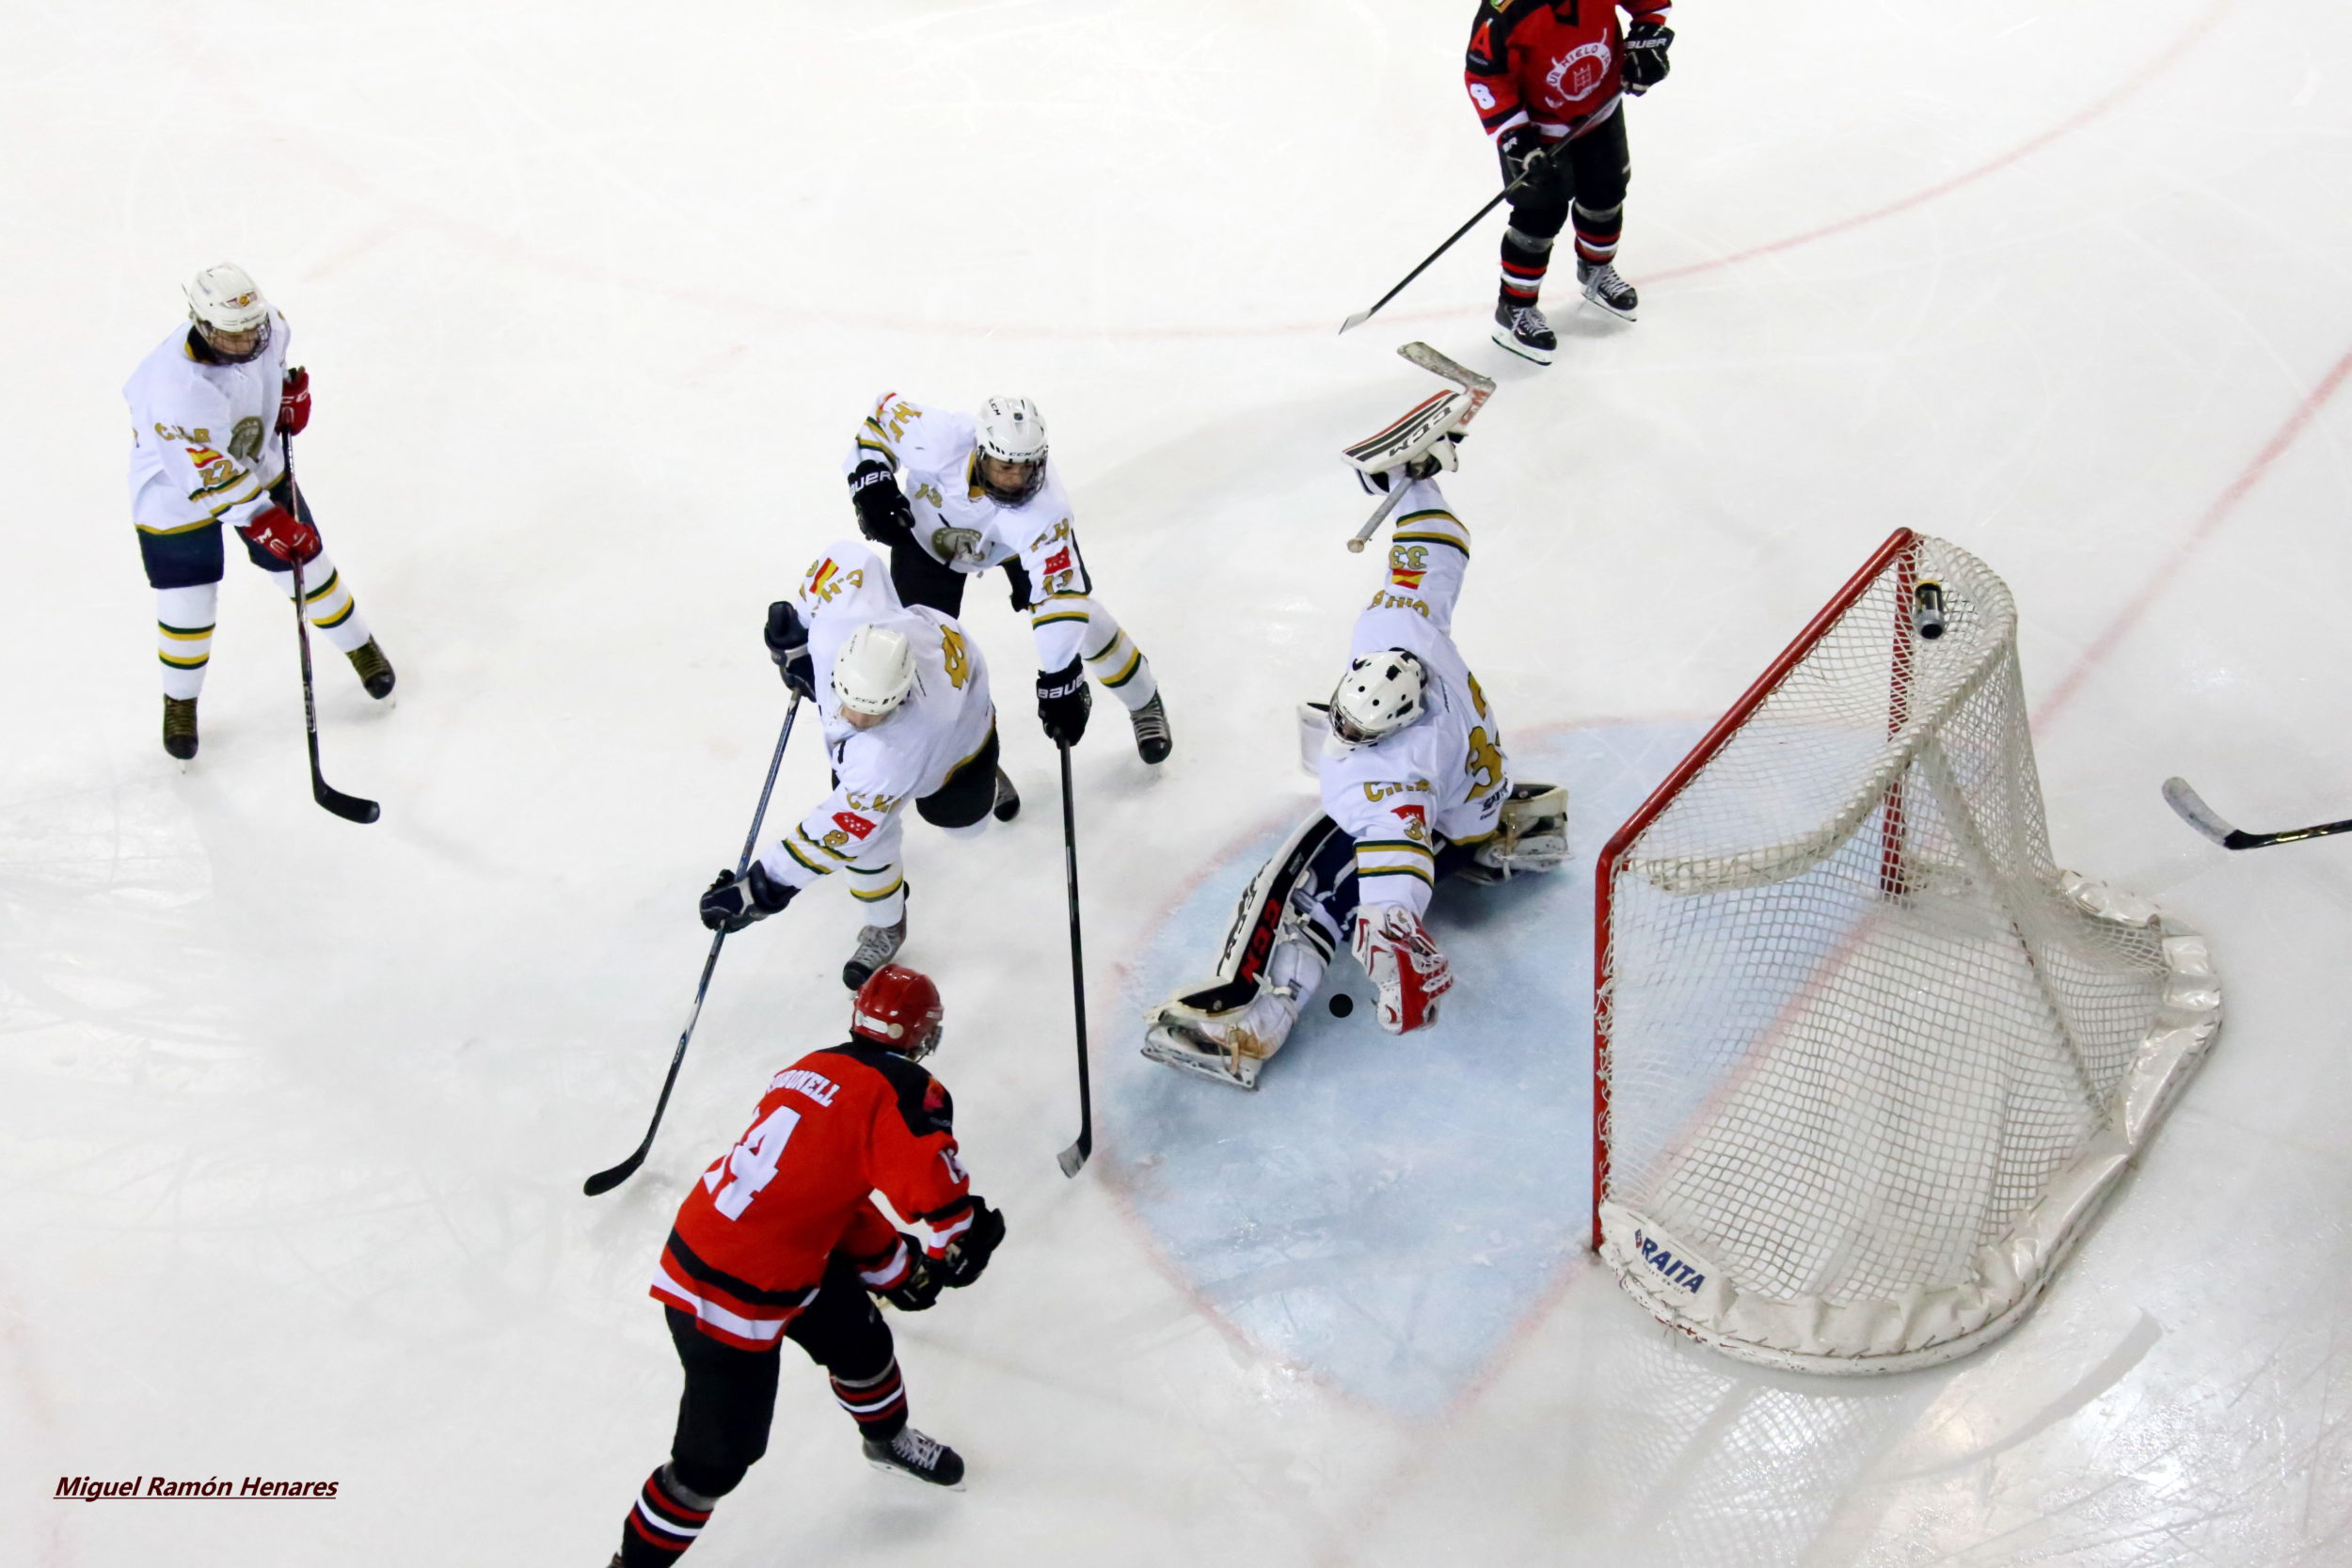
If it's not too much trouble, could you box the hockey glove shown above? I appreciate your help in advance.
[1497,124,1554,190]
[876,1244,944,1312]
[1037,657,1091,748]
[849,460,915,546]
[1622,20,1673,94]
[763,600,816,701]
[699,862,795,933]
[278,366,311,436]
[1350,904,1454,1035]
[241,502,321,565]
[937,1199,1005,1289]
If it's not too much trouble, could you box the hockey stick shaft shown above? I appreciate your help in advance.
[1338,161,1549,335]
[583,696,802,1196]
[279,438,380,824]
[1056,741,1093,1177]
[2163,775,2352,850]
[1345,481,1412,554]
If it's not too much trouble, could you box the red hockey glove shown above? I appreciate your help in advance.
[1350,905,1454,1034]
[242,503,321,564]
[278,366,311,435]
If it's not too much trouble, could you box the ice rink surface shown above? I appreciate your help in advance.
[6,1,2352,1563]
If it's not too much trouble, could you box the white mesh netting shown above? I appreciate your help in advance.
[1595,533,2221,1373]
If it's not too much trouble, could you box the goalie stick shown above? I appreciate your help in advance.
[1344,343,1497,553]
[2162,776,2352,850]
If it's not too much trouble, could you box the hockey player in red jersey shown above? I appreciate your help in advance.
[607,965,1007,1566]
[1465,0,1674,363]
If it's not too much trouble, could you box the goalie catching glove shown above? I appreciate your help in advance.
[1350,904,1453,1034]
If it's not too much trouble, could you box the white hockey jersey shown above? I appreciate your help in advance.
[122,309,294,535]
[756,540,998,896]
[1316,477,1509,918]
[845,391,1097,669]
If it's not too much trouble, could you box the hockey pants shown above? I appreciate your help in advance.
[622,1262,907,1565]
[1500,106,1631,305]
[137,477,373,701]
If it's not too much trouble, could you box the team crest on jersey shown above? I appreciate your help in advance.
[1392,803,1430,843]
[803,558,865,607]
[1547,40,1612,101]
[228,416,265,462]
[1042,546,1073,576]
[833,811,875,840]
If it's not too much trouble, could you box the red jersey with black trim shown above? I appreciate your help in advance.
[650,1041,978,1350]
[1465,0,1669,138]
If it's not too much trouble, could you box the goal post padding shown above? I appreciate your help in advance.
[1591,530,2221,1374]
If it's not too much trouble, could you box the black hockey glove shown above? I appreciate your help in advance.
[938,1199,1005,1289]
[1497,124,1554,190]
[764,600,816,701]
[1037,657,1091,748]
[849,460,915,546]
[1621,20,1673,94]
[1002,557,1034,612]
[876,1244,943,1312]
[699,863,795,933]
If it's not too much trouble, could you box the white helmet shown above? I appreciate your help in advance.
[832,624,917,718]
[974,395,1048,503]
[1329,650,1428,747]
[183,263,270,334]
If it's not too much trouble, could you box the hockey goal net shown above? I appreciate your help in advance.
[1593,530,2221,1373]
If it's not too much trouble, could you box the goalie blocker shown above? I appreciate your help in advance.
[1142,784,1566,1089]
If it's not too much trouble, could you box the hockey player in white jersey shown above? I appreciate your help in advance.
[699,540,1016,989]
[122,263,393,760]
[1142,446,1568,1088]
[845,391,1171,764]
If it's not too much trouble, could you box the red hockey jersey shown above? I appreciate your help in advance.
[650,1041,978,1350]
[1464,0,1670,139]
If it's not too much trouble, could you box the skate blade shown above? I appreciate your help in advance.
[866,1456,966,1492]
[1579,292,1638,324]
[1139,1025,1259,1090]
[1489,327,1554,366]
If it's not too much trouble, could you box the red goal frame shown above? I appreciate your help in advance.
[1590,528,1921,1251]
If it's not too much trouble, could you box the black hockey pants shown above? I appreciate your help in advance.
[660,1259,901,1499]
[914,725,1001,830]
[886,534,1033,621]
[1500,107,1631,298]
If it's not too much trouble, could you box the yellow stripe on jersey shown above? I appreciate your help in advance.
[794,824,854,863]
[159,649,210,669]
[301,570,342,604]
[1357,862,1437,890]
[313,600,357,629]
[1096,645,1144,689]
[1392,526,1468,558]
[158,622,214,641]
[780,837,832,877]
[1032,610,1089,627]
[850,875,905,903]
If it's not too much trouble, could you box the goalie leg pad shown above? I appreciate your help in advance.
[1461,782,1569,883]
[1350,904,1453,1035]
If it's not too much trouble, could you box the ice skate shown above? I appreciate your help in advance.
[864,1425,965,1489]
[1577,260,1639,322]
[346,637,396,700]
[842,912,907,990]
[162,695,199,762]
[991,767,1021,823]
[1142,982,1306,1091]
[1129,691,1172,765]
[1491,301,1557,364]
[1457,783,1570,884]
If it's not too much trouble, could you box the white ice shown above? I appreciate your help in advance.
[6,0,2351,1563]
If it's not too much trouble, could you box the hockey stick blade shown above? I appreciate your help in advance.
[1057,1133,1089,1178]
[582,1148,647,1197]
[316,782,382,824]
[2162,775,2352,850]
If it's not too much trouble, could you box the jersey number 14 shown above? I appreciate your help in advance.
[705,1105,803,1219]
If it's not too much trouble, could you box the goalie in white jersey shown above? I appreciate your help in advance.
[122,263,394,761]
[699,540,1016,990]
[1143,451,1568,1089]
[845,391,1171,765]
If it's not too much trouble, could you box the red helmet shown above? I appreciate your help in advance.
[850,965,945,1060]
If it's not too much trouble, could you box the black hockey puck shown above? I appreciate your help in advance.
[1329,993,1354,1018]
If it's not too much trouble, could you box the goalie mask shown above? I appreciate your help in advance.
[974,395,1048,505]
[183,262,272,363]
[1329,650,1428,747]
